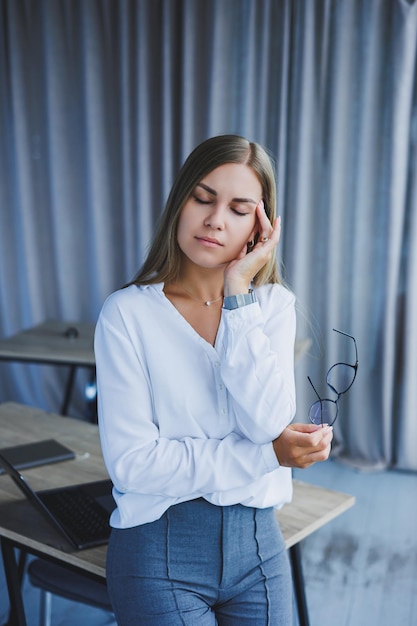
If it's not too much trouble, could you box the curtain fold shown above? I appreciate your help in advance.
[0,0,416,470]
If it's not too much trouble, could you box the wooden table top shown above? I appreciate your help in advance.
[0,402,354,578]
[0,320,95,366]
[0,403,108,576]
[275,479,354,548]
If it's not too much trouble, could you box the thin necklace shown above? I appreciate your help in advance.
[178,284,223,307]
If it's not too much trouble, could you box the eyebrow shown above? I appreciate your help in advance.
[197,183,257,205]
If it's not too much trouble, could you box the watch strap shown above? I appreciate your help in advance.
[223,289,256,310]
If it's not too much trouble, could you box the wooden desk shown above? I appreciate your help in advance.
[0,320,95,415]
[0,403,354,626]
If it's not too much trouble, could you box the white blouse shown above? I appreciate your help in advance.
[95,282,296,528]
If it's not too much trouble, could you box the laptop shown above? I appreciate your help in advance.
[0,452,115,550]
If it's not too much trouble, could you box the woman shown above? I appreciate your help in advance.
[95,135,333,625]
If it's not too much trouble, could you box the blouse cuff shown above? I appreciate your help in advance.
[261,441,280,472]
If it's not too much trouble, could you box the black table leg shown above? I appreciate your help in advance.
[60,365,76,415]
[290,543,310,626]
[1,538,27,626]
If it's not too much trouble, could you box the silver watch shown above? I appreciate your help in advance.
[223,290,256,310]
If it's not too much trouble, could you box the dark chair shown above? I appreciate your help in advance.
[27,558,113,626]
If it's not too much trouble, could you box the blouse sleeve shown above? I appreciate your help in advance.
[95,301,279,500]
[219,285,296,444]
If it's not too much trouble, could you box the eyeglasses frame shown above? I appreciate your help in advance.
[308,329,358,427]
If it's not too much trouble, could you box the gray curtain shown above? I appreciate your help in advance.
[0,0,416,471]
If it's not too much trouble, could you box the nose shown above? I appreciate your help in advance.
[204,205,225,230]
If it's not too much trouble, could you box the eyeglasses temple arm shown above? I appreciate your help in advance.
[307,376,322,402]
[332,328,358,366]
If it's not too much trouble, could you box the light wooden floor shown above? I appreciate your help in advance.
[1,459,416,626]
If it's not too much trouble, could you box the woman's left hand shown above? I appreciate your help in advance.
[224,201,281,295]
[273,423,334,469]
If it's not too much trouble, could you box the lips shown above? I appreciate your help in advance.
[195,236,223,247]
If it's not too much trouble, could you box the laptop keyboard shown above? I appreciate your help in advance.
[40,488,111,545]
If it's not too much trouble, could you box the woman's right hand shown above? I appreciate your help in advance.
[223,202,281,296]
[273,423,333,469]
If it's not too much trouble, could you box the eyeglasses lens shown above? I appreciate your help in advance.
[326,363,356,395]
[309,400,338,426]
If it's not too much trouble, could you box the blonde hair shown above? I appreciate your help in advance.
[127,135,281,287]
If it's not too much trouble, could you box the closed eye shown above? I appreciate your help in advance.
[193,195,212,205]
[193,192,250,215]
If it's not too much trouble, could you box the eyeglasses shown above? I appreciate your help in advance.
[308,329,358,427]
